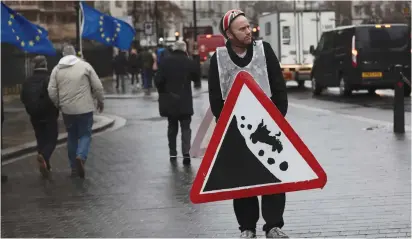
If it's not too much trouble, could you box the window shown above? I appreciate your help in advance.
[322,31,335,51]
[265,22,271,36]
[282,26,291,45]
[115,1,122,8]
[316,34,326,51]
[24,12,37,22]
[356,26,410,50]
[334,29,353,49]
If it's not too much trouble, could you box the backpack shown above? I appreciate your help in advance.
[24,79,50,117]
[157,48,168,65]
[142,51,154,69]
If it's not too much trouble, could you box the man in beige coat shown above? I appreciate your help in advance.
[48,44,104,178]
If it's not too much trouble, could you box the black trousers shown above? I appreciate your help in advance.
[234,193,286,233]
[167,115,191,157]
[31,119,58,163]
[130,72,139,85]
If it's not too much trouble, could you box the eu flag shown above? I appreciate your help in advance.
[1,2,56,55]
[81,2,135,50]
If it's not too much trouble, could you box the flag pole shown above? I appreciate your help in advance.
[75,1,83,57]
[79,1,84,57]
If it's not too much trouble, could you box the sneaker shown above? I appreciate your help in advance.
[37,154,49,178]
[76,157,85,178]
[266,227,288,238]
[240,230,256,238]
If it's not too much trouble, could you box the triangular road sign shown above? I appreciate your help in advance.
[190,71,327,204]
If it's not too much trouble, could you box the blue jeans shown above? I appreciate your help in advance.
[142,69,153,89]
[62,112,93,169]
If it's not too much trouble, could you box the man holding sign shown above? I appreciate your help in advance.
[207,10,288,238]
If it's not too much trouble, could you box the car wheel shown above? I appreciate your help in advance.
[339,76,352,96]
[311,76,323,96]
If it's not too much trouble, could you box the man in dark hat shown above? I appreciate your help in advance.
[21,55,59,178]
[207,9,288,238]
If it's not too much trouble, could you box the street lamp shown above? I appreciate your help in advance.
[175,31,180,41]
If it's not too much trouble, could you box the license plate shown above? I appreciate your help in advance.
[362,72,382,78]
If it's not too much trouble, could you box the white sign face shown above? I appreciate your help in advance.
[144,22,153,36]
[200,83,318,194]
[231,85,318,183]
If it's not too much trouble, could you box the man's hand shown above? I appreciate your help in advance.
[97,101,104,113]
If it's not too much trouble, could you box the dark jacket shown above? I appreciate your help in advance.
[20,68,59,121]
[128,53,139,73]
[208,40,288,120]
[113,52,128,75]
[155,50,201,117]
[140,50,154,70]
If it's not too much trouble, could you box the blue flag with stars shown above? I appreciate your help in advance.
[80,2,135,50]
[1,2,56,55]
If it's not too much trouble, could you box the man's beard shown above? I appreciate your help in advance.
[230,31,251,48]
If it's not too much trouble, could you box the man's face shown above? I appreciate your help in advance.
[227,15,252,46]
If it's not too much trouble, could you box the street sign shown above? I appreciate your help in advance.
[190,71,327,204]
[143,22,153,36]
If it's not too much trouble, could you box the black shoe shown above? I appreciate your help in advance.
[76,157,85,178]
[183,154,191,165]
[37,154,49,178]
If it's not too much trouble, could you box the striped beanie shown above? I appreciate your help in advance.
[219,9,245,39]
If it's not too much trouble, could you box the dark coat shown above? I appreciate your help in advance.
[113,52,128,75]
[208,40,288,120]
[128,53,140,73]
[155,50,200,117]
[20,68,59,122]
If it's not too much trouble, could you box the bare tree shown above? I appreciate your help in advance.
[324,1,352,26]
[129,1,183,33]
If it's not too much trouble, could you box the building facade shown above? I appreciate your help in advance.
[4,1,86,41]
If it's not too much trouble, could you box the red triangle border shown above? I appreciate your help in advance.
[190,71,327,204]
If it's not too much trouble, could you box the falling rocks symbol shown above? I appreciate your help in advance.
[203,115,281,192]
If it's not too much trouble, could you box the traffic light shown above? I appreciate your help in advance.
[175,31,180,41]
[252,26,260,38]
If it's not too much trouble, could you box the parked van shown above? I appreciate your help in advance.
[309,24,411,96]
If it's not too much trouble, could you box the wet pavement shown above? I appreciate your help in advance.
[1,100,98,151]
[1,80,411,238]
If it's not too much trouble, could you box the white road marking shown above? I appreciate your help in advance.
[289,102,411,131]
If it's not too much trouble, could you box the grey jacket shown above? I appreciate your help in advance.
[48,55,104,115]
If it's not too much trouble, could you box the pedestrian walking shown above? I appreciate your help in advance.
[140,48,155,95]
[128,48,140,86]
[48,44,104,178]
[208,10,289,238]
[155,40,200,165]
[20,56,59,178]
[113,50,129,90]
